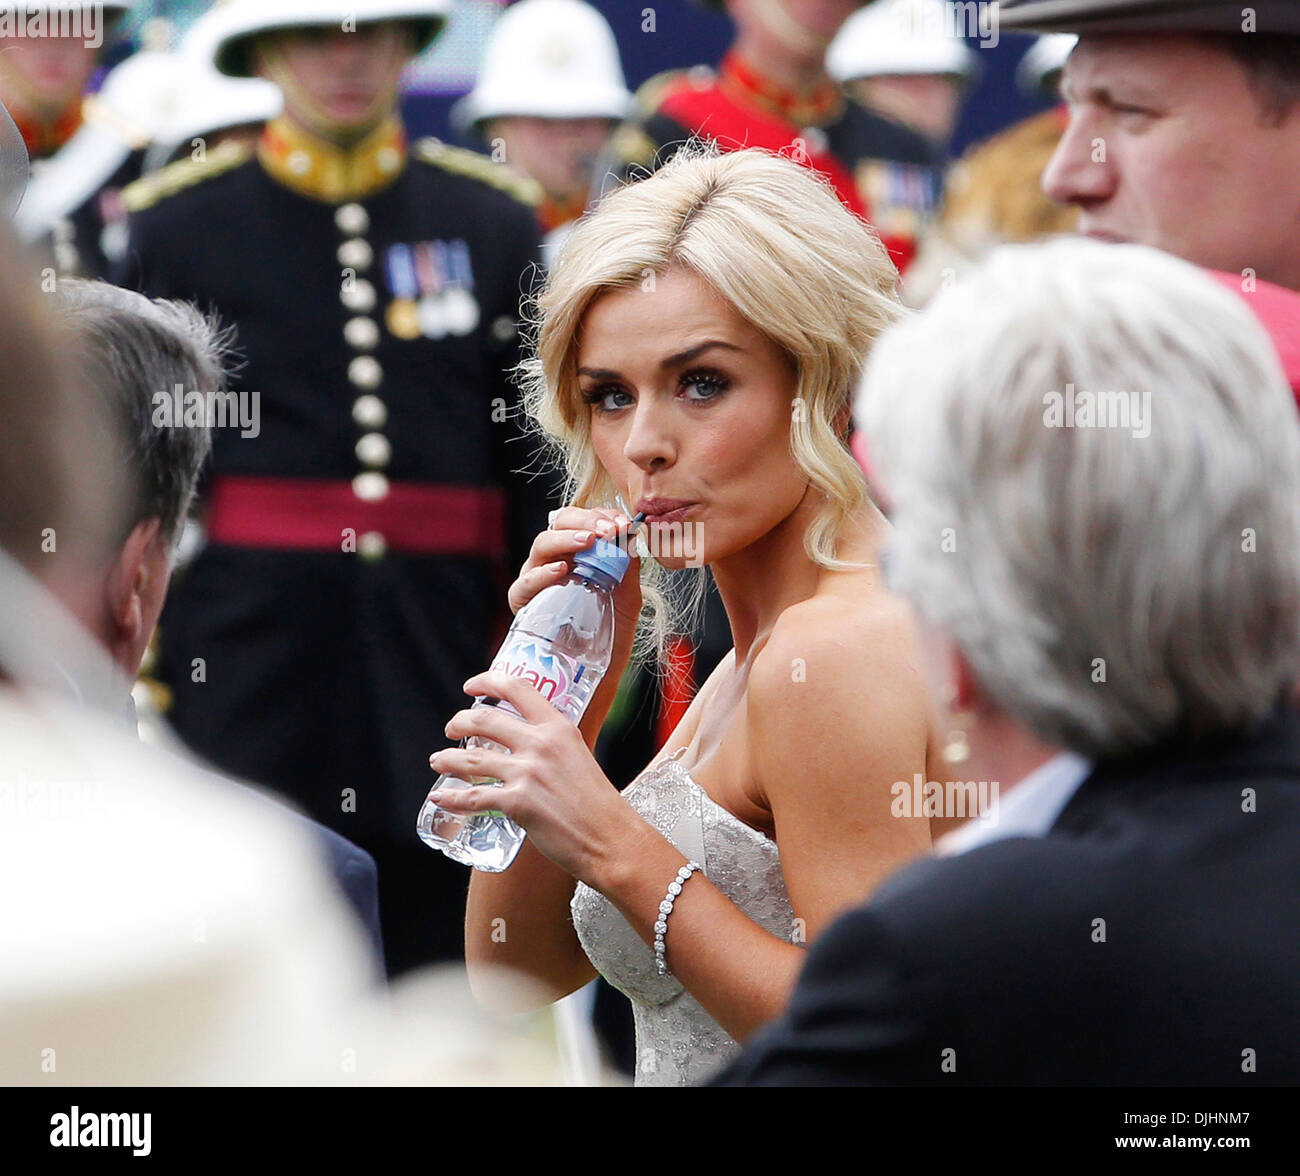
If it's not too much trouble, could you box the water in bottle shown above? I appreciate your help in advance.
[416,535,631,871]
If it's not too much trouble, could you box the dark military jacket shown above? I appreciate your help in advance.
[117,122,558,841]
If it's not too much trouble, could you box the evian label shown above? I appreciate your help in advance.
[490,636,586,719]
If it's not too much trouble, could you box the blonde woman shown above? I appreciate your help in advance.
[425,145,936,1086]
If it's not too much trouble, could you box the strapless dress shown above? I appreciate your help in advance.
[571,747,796,1086]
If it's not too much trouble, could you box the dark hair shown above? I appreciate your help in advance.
[1206,34,1300,126]
[51,281,230,547]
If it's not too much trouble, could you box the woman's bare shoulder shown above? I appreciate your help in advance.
[751,586,922,696]
[744,586,930,799]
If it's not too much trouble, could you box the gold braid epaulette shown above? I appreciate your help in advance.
[634,66,714,117]
[121,139,252,213]
[413,138,544,207]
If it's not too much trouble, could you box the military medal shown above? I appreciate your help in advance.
[443,238,480,336]
[385,299,420,340]
[383,243,421,340]
[412,241,450,338]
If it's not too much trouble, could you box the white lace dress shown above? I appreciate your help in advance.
[570,747,796,1086]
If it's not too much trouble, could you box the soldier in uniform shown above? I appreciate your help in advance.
[827,0,981,149]
[603,0,944,274]
[2,1,141,276]
[902,34,1079,305]
[116,0,557,977]
[451,0,633,264]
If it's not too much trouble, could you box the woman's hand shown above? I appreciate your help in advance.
[511,506,643,638]
[427,669,640,882]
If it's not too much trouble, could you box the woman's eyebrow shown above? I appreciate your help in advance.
[579,340,743,382]
[659,340,742,370]
[577,341,743,383]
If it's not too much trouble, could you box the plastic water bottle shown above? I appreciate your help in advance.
[416,536,631,871]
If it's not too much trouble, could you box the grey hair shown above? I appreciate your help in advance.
[857,238,1300,758]
[50,280,231,547]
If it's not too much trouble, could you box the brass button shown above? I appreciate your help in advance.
[343,316,380,351]
[348,355,383,389]
[335,202,369,235]
[351,394,387,429]
[355,432,392,468]
[340,278,376,313]
[358,531,388,561]
[287,150,312,176]
[377,146,402,173]
[352,472,390,502]
[337,238,373,271]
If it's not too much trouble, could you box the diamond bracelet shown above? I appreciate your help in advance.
[654,861,703,977]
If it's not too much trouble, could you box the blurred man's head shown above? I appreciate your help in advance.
[49,281,223,679]
[253,22,416,144]
[0,230,127,613]
[725,0,864,63]
[0,34,97,124]
[456,0,631,208]
[1042,34,1300,289]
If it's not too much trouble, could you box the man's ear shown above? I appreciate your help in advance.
[949,643,984,714]
[104,517,166,674]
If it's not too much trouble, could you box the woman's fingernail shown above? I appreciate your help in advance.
[574,530,592,542]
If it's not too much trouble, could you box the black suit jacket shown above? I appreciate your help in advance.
[714,706,1300,1085]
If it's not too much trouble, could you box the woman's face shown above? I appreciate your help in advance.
[575,266,808,569]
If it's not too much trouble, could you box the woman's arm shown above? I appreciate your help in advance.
[435,596,933,1041]
[458,504,643,1008]
[462,628,637,1009]
[584,598,934,1041]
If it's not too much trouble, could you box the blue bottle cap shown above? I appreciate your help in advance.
[573,537,631,585]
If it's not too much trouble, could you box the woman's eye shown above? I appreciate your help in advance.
[582,386,632,412]
[681,372,729,401]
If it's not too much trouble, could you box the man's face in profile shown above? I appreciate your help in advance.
[1042,35,1300,289]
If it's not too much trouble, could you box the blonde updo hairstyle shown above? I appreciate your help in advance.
[519,143,905,660]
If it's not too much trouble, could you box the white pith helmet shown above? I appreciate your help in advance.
[451,0,633,134]
[828,0,981,85]
[200,0,452,79]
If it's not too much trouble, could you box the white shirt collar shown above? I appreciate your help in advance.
[933,750,1092,857]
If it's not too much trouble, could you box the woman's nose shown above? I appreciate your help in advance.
[622,398,675,471]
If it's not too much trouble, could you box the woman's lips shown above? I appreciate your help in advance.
[646,505,695,525]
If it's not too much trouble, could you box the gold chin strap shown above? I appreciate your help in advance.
[255,41,399,147]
